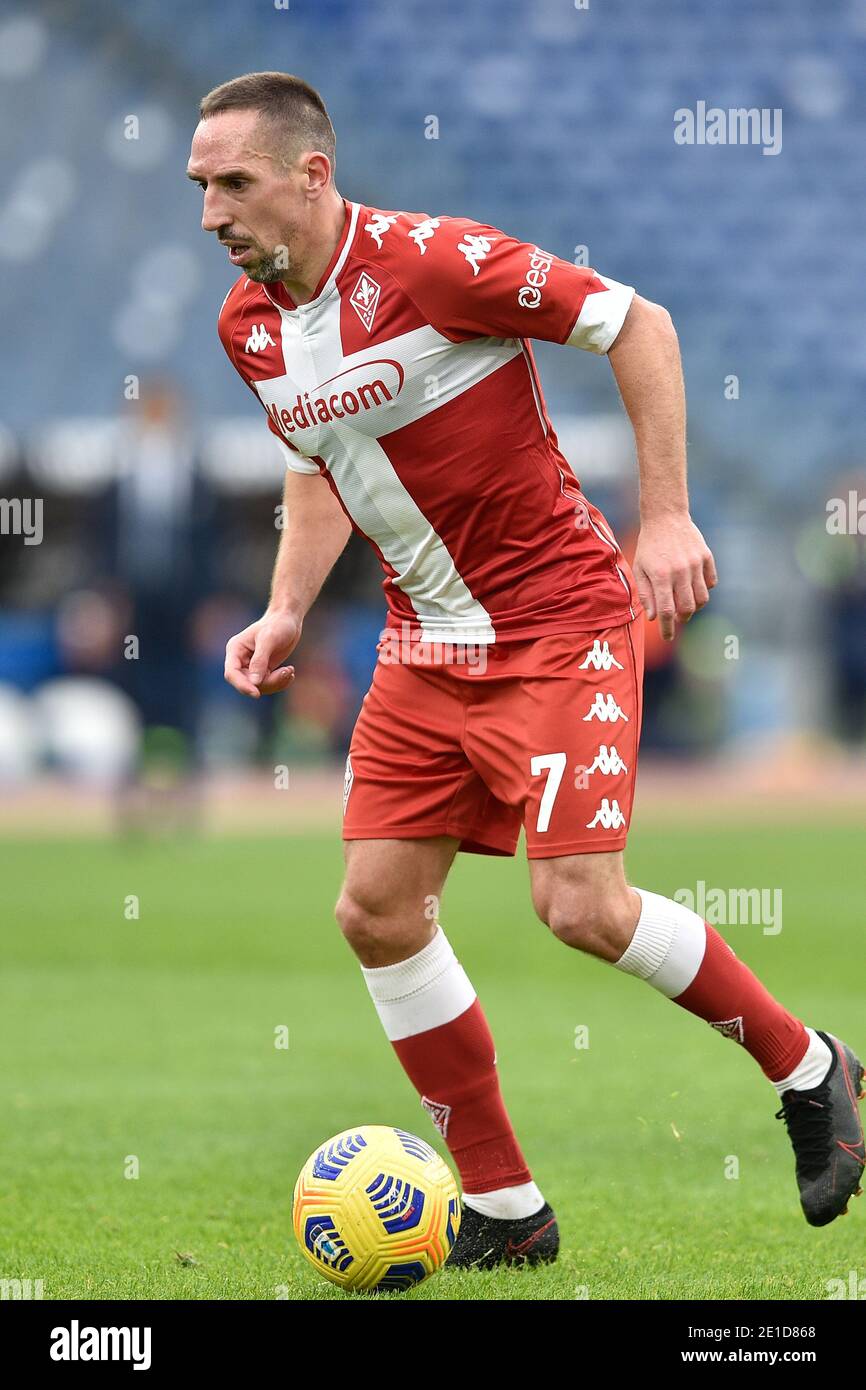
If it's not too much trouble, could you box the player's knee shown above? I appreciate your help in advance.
[334,887,435,967]
[540,891,608,951]
[334,889,388,954]
[535,883,634,959]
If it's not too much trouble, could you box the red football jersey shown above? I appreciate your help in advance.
[218,199,641,643]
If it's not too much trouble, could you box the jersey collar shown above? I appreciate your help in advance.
[264,198,359,313]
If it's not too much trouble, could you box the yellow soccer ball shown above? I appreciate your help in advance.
[292,1125,461,1292]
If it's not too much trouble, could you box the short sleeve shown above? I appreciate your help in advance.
[267,417,320,475]
[395,217,634,353]
[215,282,320,474]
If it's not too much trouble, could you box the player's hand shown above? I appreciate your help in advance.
[224,608,302,698]
[633,515,717,642]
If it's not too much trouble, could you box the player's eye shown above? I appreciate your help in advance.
[227,179,247,191]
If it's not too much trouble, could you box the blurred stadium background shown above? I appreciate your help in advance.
[0,0,865,831]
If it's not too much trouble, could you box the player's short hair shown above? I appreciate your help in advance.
[199,72,336,173]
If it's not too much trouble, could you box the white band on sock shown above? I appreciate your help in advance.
[615,888,707,998]
[360,925,476,1041]
[771,1028,832,1096]
[463,1180,545,1221]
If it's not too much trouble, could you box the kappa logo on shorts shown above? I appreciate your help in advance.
[586,797,627,830]
[587,743,628,776]
[582,692,629,723]
[342,755,354,814]
[579,639,624,671]
[421,1096,452,1138]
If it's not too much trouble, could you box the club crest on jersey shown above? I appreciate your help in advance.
[421,1096,452,1138]
[245,322,276,353]
[457,232,496,276]
[579,640,624,672]
[349,272,381,332]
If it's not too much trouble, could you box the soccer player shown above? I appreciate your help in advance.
[188,72,864,1266]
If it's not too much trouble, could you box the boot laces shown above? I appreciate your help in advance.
[775,1090,833,1180]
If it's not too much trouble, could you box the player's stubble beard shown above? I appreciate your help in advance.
[245,216,306,286]
[245,246,290,284]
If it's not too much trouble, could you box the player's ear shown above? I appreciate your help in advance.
[304,151,333,200]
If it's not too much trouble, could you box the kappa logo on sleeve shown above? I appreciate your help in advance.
[364,212,399,249]
[408,218,441,255]
[457,232,496,276]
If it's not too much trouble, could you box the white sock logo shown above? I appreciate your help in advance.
[710,1017,745,1044]
[421,1096,452,1138]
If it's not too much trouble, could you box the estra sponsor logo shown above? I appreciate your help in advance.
[264,358,404,437]
[518,245,554,309]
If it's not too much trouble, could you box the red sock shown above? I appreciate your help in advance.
[674,924,808,1082]
[392,1000,532,1195]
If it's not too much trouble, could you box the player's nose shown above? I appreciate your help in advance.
[201,190,230,233]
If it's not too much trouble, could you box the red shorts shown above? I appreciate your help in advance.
[342,616,645,859]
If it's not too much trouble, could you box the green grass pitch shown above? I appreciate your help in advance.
[1,825,863,1300]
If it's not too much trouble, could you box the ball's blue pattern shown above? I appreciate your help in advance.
[312,1131,367,1181]
[366,1172,426,1234]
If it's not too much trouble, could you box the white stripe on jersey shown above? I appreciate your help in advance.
[257,296,533,641]
[262,325,523,456]
[325,424,496,642]
[270,419,495,641]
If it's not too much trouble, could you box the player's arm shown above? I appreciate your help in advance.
[224,468,352,699]
[607,295,717,641]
